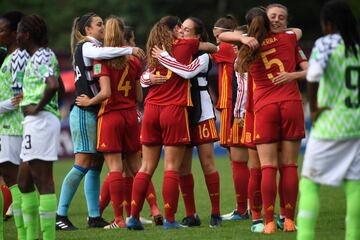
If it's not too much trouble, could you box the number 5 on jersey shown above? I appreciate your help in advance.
[261,48,285,80]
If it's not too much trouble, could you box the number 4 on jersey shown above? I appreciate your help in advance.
[117,65,131,97]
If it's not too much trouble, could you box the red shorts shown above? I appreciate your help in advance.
[190,118,219,146]
[97,108,141,153]
[219,108,232,147]
[241,110,256,149]
[141,104,190,145]
[254,101,305,144]
[229,120,246,147]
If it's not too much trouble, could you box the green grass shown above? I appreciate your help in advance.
[4,156,346,239]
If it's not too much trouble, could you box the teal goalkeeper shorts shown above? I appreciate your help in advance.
[69,105,97,154]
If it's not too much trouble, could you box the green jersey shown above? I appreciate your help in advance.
[307,34,360,139]
[0,49,30,136]
[20,48,60,118]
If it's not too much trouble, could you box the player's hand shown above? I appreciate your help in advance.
[272,72,294,85]
[148,69,167,85]
[23,104,39,116]
[75,94,91,107]
[310,107,330,126]
[241,36,259,50]
[151,45,166,59]
[11,92,23,107]
[235,117,244,127]
[132,47,145,59]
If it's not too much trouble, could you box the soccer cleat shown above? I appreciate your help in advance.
[56,214,78,231]
[127,216,144,230]
[283,218,297,232]
[163,219,188,230]
[153,214,164,226]
[104,217,126,229]
[263,221,276,234]
[250,220,265,233]
[140,216,153,225]
[209,214,222,228]
[181,214,201,227]
[221,210,249,221]
[87,216,109,228]
[276,216,285,230]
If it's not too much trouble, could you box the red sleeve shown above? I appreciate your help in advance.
[295,46,308,65]
[93,60,110,78]
[132,56,142,80]
[212,42,236,63]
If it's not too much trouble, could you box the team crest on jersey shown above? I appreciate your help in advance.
[94,64,101,74]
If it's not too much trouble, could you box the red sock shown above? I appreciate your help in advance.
[108,171,124,218]
[281,164,299,220]
[123,176,133,217]
[146,180,161,216]
[179,174,196,217]
[1,185,12,216]
[231,161,249,215]
[261,166,277,224]
[131,172,151,219]
[99,174,110,216]
[248,168,262,220]
[278,166,286,218]
[205,171,220,215]
[162,171,180,222]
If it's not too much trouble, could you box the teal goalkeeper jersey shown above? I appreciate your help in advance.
[20,48,60,118]
[307,34,360,139]
[0,49,29,136]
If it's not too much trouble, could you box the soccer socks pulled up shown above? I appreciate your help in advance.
[344,180,360,240]
[99,173,110,216]
[205,171,220,215]
[179,174,196,217]
[146,180,161,217]
[84,167,101,217]
[9,185,26,240]
[261,166,277,224]
[22,191,39,240]
[123,176,133,217]
[162,171,180,222]
[131,172,151,219]
[278,167,286,219]
[231,161,249,215]
[297,178,320,240]
[281,165,299,220]
[1,185,12,217]
[108,171,124,218]
[57,165,87,216]
[39,194,57,240]
[248,168,262,220]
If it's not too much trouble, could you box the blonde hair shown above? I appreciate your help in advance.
[146,21,173,69]
[103,16,127,70]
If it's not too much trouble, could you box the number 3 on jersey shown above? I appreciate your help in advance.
[261,48,285,80]
[117,65,131,97]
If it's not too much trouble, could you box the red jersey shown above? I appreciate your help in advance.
[145,38,199,106]
[93,56,142,116]
[249,32,302,111]
[245,73,254,111]
[212,42,236,109]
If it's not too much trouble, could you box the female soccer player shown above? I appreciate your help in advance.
[220,7,306,234]
[0,11,29,239]
[297,1,360,239]
[56,12,144,230]
[16,14,61,240]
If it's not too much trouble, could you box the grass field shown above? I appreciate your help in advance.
[4,156,346,240]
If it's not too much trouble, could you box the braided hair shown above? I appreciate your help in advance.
[18,15,48,47]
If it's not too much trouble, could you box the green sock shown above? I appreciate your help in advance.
[0,189,3,240]
[9,185,26,240]
[297,178,320,240]
[39,194,57,240]
[22,191,39,240]
[344,180,360,240]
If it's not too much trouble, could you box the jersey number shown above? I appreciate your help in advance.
[261,48,285,80]
[24,135,32,149]
[198,124,210,139]
[345,66,360,108]
[117,66,131,97]
[74,66,81,82]
[155,69,172,80]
